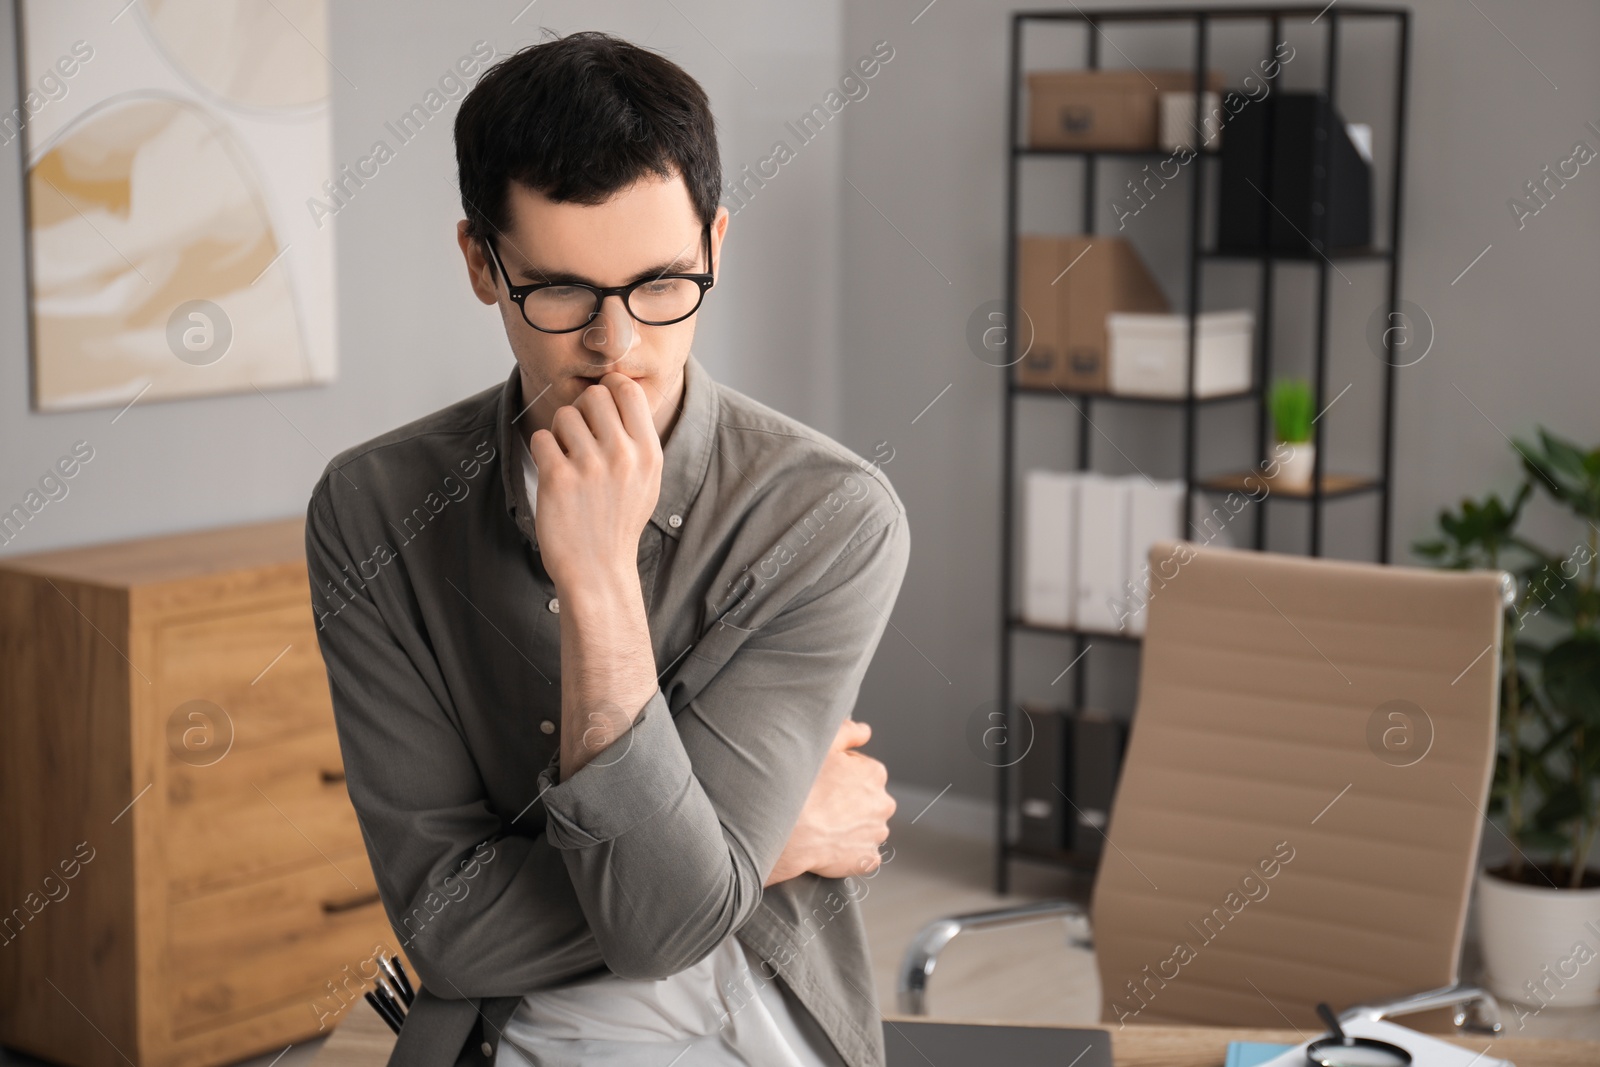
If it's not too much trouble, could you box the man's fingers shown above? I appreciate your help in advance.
[572,381,625,447]
[548,404,599,461]
[528,428,565,472]
[834,718,872,750]
[600,372,659,445]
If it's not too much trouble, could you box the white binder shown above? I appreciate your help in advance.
[1074,474,1129,633]
[1022,470,1076,627]
[1122,479,1186,636]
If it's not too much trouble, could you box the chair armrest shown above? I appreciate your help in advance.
[897,899,1086,1015]
[1339,982,1504,1035]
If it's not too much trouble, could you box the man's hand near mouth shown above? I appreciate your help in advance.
[530,370,664,783]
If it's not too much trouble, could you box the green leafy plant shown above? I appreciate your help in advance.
[1268,378,1314,444]
[1415,428,1600,889]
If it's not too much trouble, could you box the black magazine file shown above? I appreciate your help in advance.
[1216,91,1374,255]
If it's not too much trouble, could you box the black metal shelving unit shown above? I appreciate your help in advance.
[996,5,1410,893]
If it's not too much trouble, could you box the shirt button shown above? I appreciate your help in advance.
[547,597,560,614]
[668,513,683,528]
[481,1041,494,1057]
[539,719,555,735]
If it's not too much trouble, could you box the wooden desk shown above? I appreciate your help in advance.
[313,1004,1600,1066]
[1092,1023,1600,1067]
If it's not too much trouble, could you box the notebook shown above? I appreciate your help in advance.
[1227,1040,1292,1067]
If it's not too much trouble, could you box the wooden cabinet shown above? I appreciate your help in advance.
[0,519,404,1067]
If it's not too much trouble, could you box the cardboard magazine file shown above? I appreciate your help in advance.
[1015,236,1168,392]
[1027,69,1226,151]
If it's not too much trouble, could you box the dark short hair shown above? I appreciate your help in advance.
[454,31,721,247]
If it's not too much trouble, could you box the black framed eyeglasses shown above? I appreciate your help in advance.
[482,223,716,334]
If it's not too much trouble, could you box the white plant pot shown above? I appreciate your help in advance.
[1476,867,1600,1008]
[1274,441,1315,492]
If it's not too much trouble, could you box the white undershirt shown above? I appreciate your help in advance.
[519,428,539,519]
[504,435,846,1067]
[497,937,846,1067]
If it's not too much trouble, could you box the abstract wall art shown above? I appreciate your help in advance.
[12,0,338,412]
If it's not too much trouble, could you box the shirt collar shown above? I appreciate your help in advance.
[497,354,717,552]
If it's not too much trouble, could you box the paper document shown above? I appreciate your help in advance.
[1257,1018,1514,1067]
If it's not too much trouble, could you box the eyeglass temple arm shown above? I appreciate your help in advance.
[1339,983,1504,1035]
[478,233,515,293]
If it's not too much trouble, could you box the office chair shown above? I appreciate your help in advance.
[902,541,1507,1034]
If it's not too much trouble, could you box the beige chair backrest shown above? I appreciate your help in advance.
[1090,541,1503,1029]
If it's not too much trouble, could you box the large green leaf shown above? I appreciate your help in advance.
[1518,559,1578,622]
[1542,632,1600,731]
[1512,639,1546,666]
[1519,827,1574,853]
[1517,429,1600,520]
[1411,483,1534,568]
[1533,779,1588,828]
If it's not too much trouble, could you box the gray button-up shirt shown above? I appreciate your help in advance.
[305,354,910,1066]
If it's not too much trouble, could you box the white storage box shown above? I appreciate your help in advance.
[1158,90,1221,152]
[1107,310,1254,398]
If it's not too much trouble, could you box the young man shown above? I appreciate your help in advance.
[305,30,910,1067]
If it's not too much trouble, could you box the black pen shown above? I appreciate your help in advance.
[381,953,415,1007]
[365,989,403,1034]
[373,979,407,1025]
[391,955,415,1004]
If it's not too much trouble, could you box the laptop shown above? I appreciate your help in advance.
[883,1019,1113,1066]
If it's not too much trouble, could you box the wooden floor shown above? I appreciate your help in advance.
[857,819,1102,1023]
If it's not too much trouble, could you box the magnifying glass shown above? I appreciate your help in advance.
[1305,1002,1412,1067]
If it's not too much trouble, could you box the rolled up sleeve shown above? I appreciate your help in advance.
[536,694,691,848]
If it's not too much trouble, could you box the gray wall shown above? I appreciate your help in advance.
[0,0,843,555]
[4,1,1597,813]
[837,0,1600,808]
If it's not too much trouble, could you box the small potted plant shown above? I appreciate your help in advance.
[1415,427,1600,1009]
[1268,378,1315,491]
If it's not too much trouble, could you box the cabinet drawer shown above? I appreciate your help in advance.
[156,596,366,897]
[166,846,402,1042]
[165,728,365,898]
[156,597,336,757]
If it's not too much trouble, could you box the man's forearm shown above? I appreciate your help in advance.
[540,564,766,980]
[557,564,660,781]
